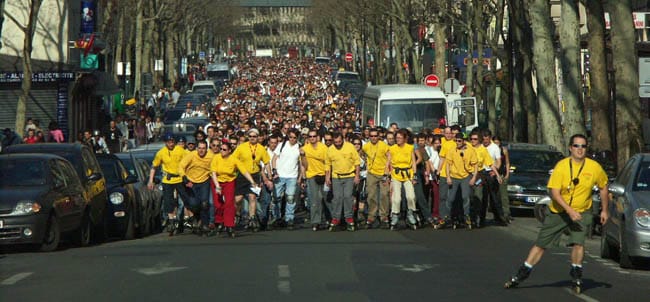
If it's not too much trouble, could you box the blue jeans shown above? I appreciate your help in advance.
[275,177,298,222]
[258,183,273,222]
[189,180,210,225]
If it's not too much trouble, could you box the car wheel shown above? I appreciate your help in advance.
[534,204,547,224]
[74,213,92,247]
[40,215,61,252]
[619,223,635,268]
[600,224,614,259]
[123,211,135,240]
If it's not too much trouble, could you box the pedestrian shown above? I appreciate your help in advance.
[271,128,303,230]
[23,129,38,144]
[147,133,193,236]
[48,121,64,143]
[232,128,273,232]
[361,127,391,229]
[178,140,214,236]
[386,129,419,230]
[105,120,123,154]
[325,131,361,231]
[504,134,609,294]
[444,133,478,229]
[210,141,259,238]
[300,129,329,231]
[468,131,505,228]
[434,126,457,229]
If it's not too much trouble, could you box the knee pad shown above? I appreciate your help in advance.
[286,195,295,204]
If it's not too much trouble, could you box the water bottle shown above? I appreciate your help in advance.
[323,184,330,192]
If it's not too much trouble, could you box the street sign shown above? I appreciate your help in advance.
[424,74,439,87]
[444,78,461,94]
[199,51,206,60]
[345,52,353,62]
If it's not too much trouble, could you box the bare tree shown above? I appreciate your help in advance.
[558,0,586,138]
[4,0,43,136]
[608,0,642,170]
[528,0,563,151]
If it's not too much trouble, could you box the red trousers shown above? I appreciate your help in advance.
[430,180,440,218]
[212,180,236,227]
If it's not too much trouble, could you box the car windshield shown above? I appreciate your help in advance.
[99,160,122,185]
[379,99,445,132]
[0,158,47,186]
[633,161,650,191]
[338,73,359,81]
[510,150,564,173]
[119,157,137,176]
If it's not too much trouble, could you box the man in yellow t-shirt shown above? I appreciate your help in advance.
[361,128,390,229]
[434,126,457,229]
[178,140,214,234]
[325,131,360,231]
[444,133,478,229]
[504,134,609,291]
[468,131,506,227]
[232,128,272,232]
[148,133,193,235]
[300,129,329,231]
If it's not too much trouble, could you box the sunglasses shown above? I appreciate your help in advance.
[369,135,378,137]
[572,144,587,149]
[455,139,464,142]
[211,144,219,147]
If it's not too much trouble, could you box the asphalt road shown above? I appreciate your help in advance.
[1,215,649,302]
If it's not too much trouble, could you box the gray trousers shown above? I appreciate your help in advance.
[499,177,511,217]
[366,173,390,221]
[447,176,472,217]
[439,180,451,218]
[331,177,355,223]
[306,177,326,224]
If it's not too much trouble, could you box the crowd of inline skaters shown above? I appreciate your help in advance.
[93,57,514,238]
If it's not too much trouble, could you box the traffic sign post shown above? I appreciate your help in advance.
[345,52,353,62]
[424,74,439,87]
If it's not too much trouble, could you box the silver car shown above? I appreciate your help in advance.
[601,153,650,268]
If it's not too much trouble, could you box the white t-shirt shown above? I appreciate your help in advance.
[485,142,501,171]
[274,142,300,178]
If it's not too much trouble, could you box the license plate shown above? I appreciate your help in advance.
[526,196,539,203]
[0,220,3,228]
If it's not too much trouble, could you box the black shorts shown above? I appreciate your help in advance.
[235,172,261,196]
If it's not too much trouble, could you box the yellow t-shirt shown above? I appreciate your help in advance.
[325,142,360,178]
[473,145,494,171]
[547,157,607,213]
[232,142,270,174]
[362,140,389,176]
[178,151,214,183]
[210,154,248,183]
[152,145,187,184]
[438,137,456,177]
[388,143,415,182]
[446,145,478,179]
[302,142,328,178]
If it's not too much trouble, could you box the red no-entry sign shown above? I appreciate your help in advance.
[345,52,353,62]
[424,74,439,87]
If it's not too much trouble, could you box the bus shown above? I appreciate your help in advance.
[361,84,478,132]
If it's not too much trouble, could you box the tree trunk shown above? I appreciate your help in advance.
[434,22,447,86]
[134,0,144,99]
[585,0,612,152]
[15,0,43,137]
[559,0,586,138]
[609,0,642,171]
[529,0,563,151]
[512,0,537,143]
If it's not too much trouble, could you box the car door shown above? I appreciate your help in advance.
[80,148,107,226]
[58,159,86,228]
[49,160,77,231]
[611,158,637,235]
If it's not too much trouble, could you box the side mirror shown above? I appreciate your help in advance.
[125,174,138,184]
[608,183,625,196]
[88,173,102,181]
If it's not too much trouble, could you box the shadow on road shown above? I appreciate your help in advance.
[518,278,613,292]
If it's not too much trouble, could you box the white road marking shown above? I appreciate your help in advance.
[277,280,291,294]
[382,264,439,272]
[278,265,291,278]
[133,262,187,276]
[277,265,291,294]
[563,287,600,302]
[1,272,33,285]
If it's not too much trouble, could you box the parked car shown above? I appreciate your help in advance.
[505,143,564,214]
[115,152,163,234]
[0,154,90,251]
[96,154,143,239]
[3,143,108,243]
[601,153,650,268]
